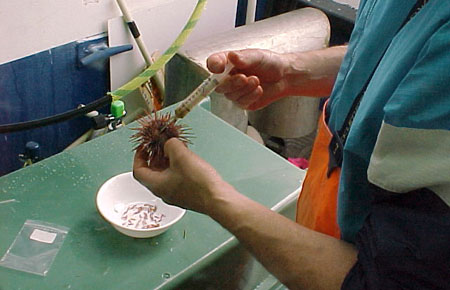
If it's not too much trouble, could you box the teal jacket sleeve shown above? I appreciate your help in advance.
[367,21,450,206]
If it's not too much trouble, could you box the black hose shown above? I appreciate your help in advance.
[0,95,112,134]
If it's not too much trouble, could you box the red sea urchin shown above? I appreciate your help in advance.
[130,112,192,169]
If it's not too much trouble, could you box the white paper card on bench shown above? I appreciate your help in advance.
[30,229,57,244]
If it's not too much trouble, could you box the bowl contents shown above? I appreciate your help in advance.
[120,202,165,229]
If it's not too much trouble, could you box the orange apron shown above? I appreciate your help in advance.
[296,101,340,238]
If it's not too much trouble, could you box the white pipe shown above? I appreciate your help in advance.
[64,129,93,151]
[246,0,257,24]
[115,0,165,101]
[116,0,153,66]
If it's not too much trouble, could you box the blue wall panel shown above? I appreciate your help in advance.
[0,37,109,176]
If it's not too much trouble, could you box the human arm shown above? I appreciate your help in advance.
[133,138,357,289]
[206,46,347,110]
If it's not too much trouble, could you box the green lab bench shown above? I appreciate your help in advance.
[0,105,304,289]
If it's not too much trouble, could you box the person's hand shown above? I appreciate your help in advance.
[207,46,348,109]
[207,49,291,110]
[133,138,226,214]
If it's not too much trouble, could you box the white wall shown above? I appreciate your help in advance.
[0,0,237,65]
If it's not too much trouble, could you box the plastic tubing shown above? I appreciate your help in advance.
[0,95,111,134]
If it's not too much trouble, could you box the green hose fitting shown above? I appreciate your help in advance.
[111,100,125,118]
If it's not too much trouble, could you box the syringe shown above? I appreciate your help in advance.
[173,63,234,121]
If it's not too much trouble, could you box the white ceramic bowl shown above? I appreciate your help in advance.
[96,172,186,238]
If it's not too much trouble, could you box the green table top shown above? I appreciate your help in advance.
[0,106,304,289]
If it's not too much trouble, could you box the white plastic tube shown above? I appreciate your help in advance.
[116,0,153,66]
[115,0,165,100]
[246,0,257,24]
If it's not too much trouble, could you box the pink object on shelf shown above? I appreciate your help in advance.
[288,157,309,169]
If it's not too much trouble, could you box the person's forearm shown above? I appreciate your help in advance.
[283,45,347,97]
[206,182,357,290]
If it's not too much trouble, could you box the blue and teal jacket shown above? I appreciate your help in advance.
[328,0,450,242]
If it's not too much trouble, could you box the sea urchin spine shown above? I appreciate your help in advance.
[130,112,192,169]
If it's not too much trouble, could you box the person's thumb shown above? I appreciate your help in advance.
[228,49,263,70]
[207,52,229,73]
[163,138,189,160]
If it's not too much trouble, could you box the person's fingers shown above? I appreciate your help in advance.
[208,49,266,74]
[246,77,290,110]
[133,148,149,170]
[226,76,260,103]
[132,149,166,190]
[215,74,248,97]
[235,85,264,109]
[246,92,272,111]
